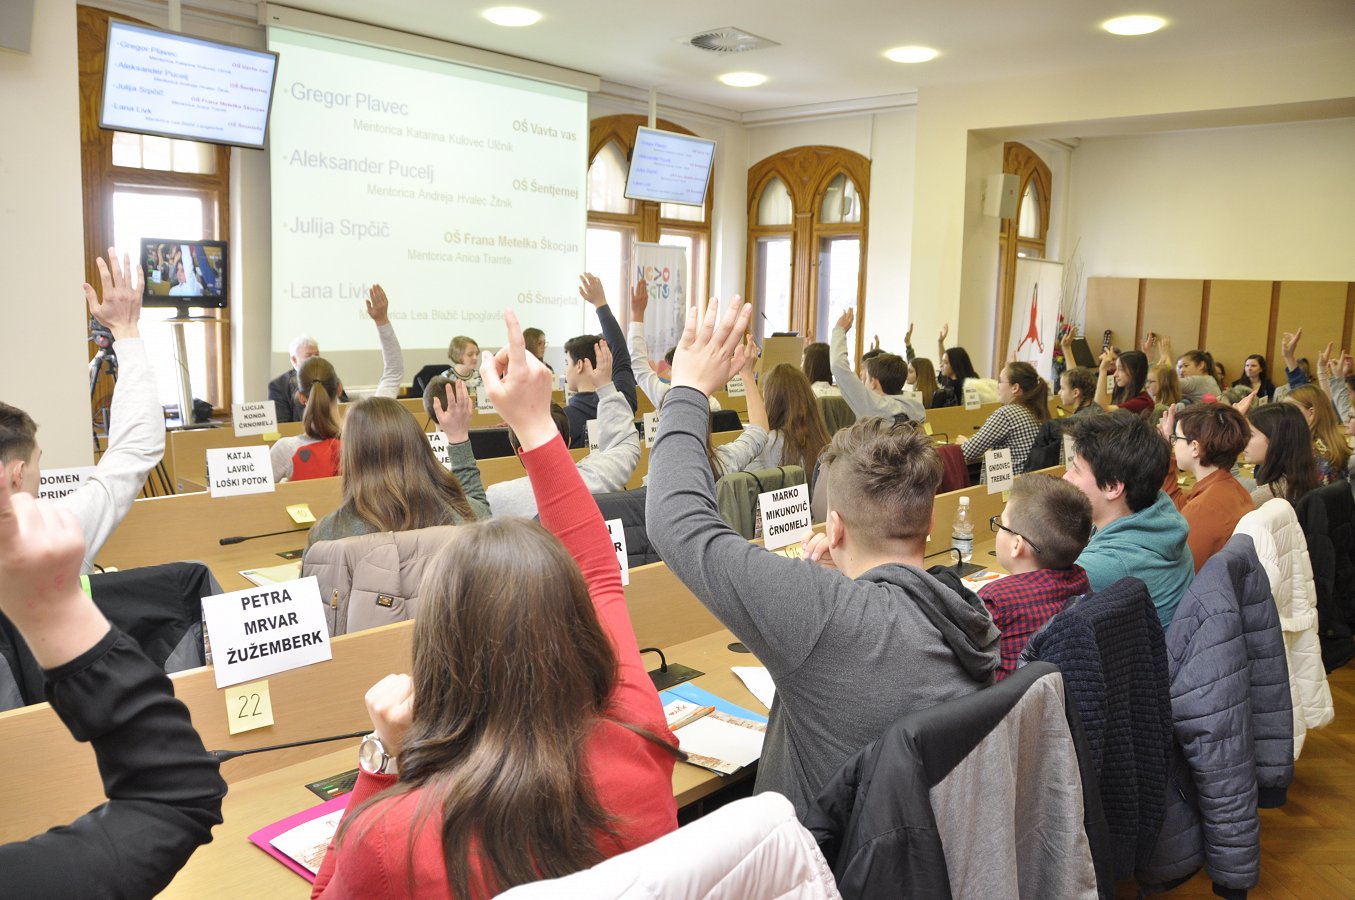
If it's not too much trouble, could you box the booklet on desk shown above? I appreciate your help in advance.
[659,683,767,776]
[240,561,303,586]
[249,792,348,881]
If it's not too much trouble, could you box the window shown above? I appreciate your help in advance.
[746,147,870,355]
[78,6,232,421]
[586,116,713,331]
[994,143,1052,366]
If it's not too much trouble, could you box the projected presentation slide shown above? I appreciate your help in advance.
[101,21,277,148]
[268,28,588,353]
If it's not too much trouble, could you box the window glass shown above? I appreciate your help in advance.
[587,141,634,214]
[756,237,792,338]
[819,173,861,224]
[756,177,793,226]
[1017,181,1041,239]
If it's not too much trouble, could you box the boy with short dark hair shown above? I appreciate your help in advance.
[978,474,1093,680]
[829,308,925,424]
[562,273,638,447]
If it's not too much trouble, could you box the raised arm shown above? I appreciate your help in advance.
[0,464,225,897]
[1281,328,1308,387]
[576,340,641,493]
[1096,347,1117,404]
[72,248,166,571]
[627,278,668,406]
[739,334,769,433]
[903,322,915,362]
[937,322,949,363]
[646,297,847,676]
[431,380,489,517]
[366,284,404,398]
[579,273,638,411]
[829,309,876,416]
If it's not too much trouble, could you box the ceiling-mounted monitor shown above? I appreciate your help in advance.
[624,126,716,207]
[100,20,279,149]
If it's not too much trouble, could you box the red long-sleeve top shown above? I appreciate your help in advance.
[311,434,679,899]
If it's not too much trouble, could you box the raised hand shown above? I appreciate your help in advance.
[871,334,881,352]
[836,308,854,332]
[1319,341,1335,376]
[1232,385,1259,417]
[738,333,759,379]
[1141,332,1155,355]
[364,674,414,759]
[630,277,649,322]
[366,283,391,326]
[670,296,754,397]
[0,463,110,668]
[904,322,914,347]
[433,379,473,443]
[577,272,607,308]
[588,339,614,388]
[1281,328,1303,360]
[1099,347,1118,374]
[1339,351,1353,379]
[83,247,143,341]
[1159,403,1176,444]
[938,323,949,345]
[480,309,557,451]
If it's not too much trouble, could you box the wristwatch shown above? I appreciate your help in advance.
[358,732,398,776]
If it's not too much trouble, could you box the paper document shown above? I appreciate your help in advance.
[269,807,344,875]
[676,711,766,775]
[732,666,776,710]
[240,561,303,586]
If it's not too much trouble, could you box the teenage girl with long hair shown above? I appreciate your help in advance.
[1097,349,1152,415]
[1243,402,1321,506]
[311,312,681,898]
[270,356,342,481]
[1283,384,1352,484]
[958,361,1050,476]
[909,358,939,410]
[753,363,833,481]
[305,393,489,551]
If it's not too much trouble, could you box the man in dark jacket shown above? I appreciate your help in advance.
[648,296,1000,819]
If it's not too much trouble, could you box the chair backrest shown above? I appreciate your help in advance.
[714,466,807,540]
[593,487,660,568]
[469,427,516,460]
[711,408,743,433]
[817,395,856,435]
[411,363,446,397]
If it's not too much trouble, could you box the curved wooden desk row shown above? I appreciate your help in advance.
[2,463,1052,897]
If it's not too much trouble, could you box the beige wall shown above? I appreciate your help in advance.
[0,1,92,467]
[910,34,1355,376]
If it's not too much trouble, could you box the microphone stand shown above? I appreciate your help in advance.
[212,729,368,763]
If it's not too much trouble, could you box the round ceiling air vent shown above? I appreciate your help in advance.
[687,26,779,54]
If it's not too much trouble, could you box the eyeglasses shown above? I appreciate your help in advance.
[1169,433,1188,443]
[989,515,1041,555]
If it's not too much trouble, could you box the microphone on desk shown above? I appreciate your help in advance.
[219,529,308,545]
[924,547,963,566]
[211,729,368,763]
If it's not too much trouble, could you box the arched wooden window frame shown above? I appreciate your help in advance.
[586,115,713,323]
[994,143,1051,368]
[746,146,870,358]
[77,5,233,416]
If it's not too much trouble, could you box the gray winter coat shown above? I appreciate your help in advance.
[1141,534,1293,895]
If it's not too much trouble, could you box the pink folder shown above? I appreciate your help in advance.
[247,792,351,882]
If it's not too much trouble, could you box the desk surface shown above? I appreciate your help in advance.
[160,628,765,898]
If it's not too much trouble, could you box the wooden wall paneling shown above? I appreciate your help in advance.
[1272,281,1349,378]
[1141,279,1205,354]
[1084,277,1139,352]
[1344,283,1355,354]
[1203,280,1275,383]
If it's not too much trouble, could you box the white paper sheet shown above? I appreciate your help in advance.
[732,666,776,710]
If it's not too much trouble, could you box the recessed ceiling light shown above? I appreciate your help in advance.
[719,72,767,87]
[1102,14,1165,35]
[885,46,939,64]
[483,6,542,27]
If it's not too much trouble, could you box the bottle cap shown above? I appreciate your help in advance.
[959,497,970,506]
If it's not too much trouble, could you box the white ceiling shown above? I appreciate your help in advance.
[262,0,1355,114]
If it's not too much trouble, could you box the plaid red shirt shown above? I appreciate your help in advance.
[977,565,1091,681]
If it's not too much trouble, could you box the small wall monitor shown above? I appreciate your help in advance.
[624,126,716,207]
[100,20,279,150]
[140,239,228,308]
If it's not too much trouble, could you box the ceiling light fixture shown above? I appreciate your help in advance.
[1101,14,1165,35]
[483,7,542,27]
[885,46,939,64]
[719,72,767,87]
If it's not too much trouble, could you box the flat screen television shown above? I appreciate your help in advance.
[140,239,228,308]
[100,20,279,150]
[624,126,716,207]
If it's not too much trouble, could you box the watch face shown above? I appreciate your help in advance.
[359,736,385,774]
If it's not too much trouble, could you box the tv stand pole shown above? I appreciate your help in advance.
[165,315,226,429]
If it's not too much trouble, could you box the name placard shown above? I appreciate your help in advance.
[643,411,659,448]
[985,448,1014,494]
[37,466,96,501]
[426,430,452,470]
[202,576,333,688]
[586,419,600,453]
[1062,432,1077,468]
[232,401,278,437]
[474,390,494,413]
[963,384,982,410]
[604,518,630,586]
[206,446,275,497]
[759,483,812,550]
[726,374,747,398]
